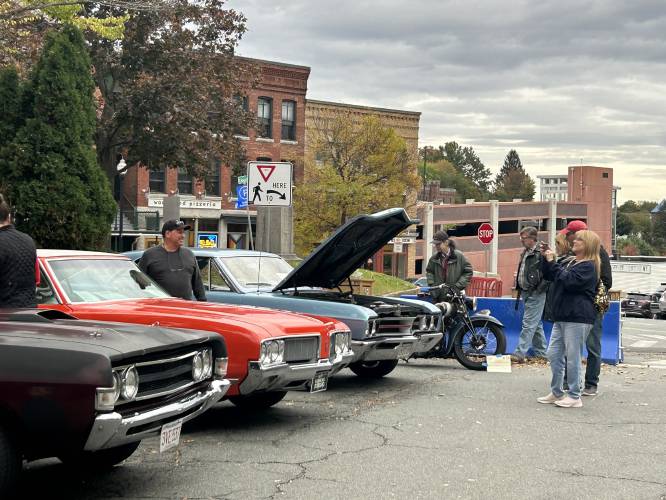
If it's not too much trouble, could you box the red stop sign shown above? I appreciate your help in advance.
[478,223,494,245]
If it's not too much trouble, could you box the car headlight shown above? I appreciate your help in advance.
[120,366,139,401]
[331,331,351,357]
[429,315,437,330]
[192,352,204,381]
[202,349,213,379]
[419,316,428,330]
[260,339,285,366]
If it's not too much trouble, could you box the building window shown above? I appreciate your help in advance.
[257,97,272,138]
[206,160,221,196]
[602,172,609,178]
[149,167,165,193]
[178,167,193,194]
[281,100,296,141]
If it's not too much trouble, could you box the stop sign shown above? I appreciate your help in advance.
[478,223,494,245]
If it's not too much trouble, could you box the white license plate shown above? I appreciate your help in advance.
[159,419,183,453]
[310,371,328,393]
[396,344,412,359]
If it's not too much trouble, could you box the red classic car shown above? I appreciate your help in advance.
[36,250,354,409]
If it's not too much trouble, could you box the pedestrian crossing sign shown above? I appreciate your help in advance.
[247,161,292,207]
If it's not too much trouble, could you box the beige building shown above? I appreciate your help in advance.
[304,99,421,278]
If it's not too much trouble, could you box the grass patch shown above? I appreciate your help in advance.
[353,269,417,296]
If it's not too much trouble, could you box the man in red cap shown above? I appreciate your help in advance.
[560,220,612,396]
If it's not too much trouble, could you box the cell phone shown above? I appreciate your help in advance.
[539,241,549,250]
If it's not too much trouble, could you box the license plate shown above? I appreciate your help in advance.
[396,344,412,359]
[159,419,183,453]
[310,371,328,393]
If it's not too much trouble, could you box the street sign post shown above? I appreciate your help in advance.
[247,161,292,207]
[478,223,495,277]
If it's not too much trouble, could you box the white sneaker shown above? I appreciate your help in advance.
[537,393,563,404]
[554,396,583,408]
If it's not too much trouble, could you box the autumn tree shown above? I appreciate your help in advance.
[492,149,535,201]
[0,25,116,249]
[295,114,420,255]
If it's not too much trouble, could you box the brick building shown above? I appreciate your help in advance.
[115,58,310,251]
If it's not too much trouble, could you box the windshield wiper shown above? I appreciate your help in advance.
[245,282,273,286]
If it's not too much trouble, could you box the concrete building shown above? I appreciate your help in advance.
[537,174,568,201]
[114,57,310,252]
[407,166,613,291]
[304,100,422,278]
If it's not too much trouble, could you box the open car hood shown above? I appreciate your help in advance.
[273,208,417,291]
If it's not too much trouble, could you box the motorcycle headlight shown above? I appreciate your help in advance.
[120,366,139,401]
[192,352,204,381]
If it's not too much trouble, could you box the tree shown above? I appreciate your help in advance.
[443,141,492,193]
[426,159,484,203]
[492,149,535,201]
[0,25,116,249]
[0,66,21,147]
[615,211,633,236]
[294,114,420,255]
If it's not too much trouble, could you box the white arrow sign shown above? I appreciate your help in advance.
[247,161,292,207]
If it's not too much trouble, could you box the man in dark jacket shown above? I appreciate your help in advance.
[425,230,473,302]
[512,226,549,362]
[562,220,612,395]
[0,195,37,308]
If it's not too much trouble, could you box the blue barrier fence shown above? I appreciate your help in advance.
[401,295,623,364]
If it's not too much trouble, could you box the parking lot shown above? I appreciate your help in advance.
[17,345,666,500]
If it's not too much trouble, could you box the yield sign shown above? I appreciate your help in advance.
[257,165,275,182]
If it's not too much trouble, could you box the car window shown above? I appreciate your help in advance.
[210,260,231,291]
[627,294,648,300]
[49,259,170,303]
[219,256,293,289]
[197,257,211,290]
[35,268,58,305]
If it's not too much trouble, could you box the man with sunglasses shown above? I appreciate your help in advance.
[138,219,207,301]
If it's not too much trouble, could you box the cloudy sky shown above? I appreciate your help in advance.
[228,0,666,202]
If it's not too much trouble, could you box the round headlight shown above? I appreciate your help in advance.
[202,349,213,378]
[260,342,268,363]
[277,340,285,363]
[192,352,204,381]
[121,366,139,401]
[430,315,437,330]
[112,371,122,403]
[372,320,379,335]
[268,341,279,363]
[335,336,343,355]
[419,316,427,330]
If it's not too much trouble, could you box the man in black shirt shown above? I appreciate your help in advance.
[138,219,206,301]
[0,195,37,308]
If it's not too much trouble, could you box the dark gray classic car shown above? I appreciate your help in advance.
[127,208,442,378]
[0,309,230,496]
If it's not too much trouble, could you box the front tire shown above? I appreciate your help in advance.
[453,321,506,371]
[229,391,287,410]
[60,442,140,469]
[349,359,399,378]
[0,423,21,498]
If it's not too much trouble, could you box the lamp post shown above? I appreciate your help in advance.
[116,157,127,252]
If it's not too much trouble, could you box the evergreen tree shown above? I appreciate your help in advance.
[0,67,21,148]
[0,25,116,249]
[493,149,535,201]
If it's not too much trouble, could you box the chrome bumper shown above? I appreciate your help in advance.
[239,350,355,394]
[351,332,443,362]
[83,379,230,451]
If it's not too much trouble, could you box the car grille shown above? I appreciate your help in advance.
[284,336,319,364]
[375,316,418,336]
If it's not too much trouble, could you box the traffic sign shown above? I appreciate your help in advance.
[237,175,248,185]
[247,161,292,207]
[478,223,494,245]
[235,185,248,209]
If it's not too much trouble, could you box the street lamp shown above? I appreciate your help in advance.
[116,157,127,252]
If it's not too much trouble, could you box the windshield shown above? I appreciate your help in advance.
[627,294,648,300]
[218,256,294,289]
[49,259,170,303]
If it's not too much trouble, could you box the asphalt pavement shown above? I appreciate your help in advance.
[16,353,666,500]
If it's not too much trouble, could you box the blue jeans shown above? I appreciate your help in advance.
[547,322,592,399]
[514,290,547,358]
[584,312,604,388]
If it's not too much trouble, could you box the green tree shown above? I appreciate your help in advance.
[492,149,535,201]
[619,200,640,213]
[426,159,484,202]
[0,66,21,147]
[443,141,492,193]
[295,114,420,255]
[615,211,633,236]
[0,25,116,249]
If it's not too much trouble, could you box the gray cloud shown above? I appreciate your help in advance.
[229,0,666,201]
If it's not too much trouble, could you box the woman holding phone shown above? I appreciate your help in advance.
[537,230,600,408]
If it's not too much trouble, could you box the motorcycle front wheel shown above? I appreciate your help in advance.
[453,320,506,371]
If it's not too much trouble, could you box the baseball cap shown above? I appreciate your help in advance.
[561,220,588,234]
[161,219,191,236]
[431,230,449,244]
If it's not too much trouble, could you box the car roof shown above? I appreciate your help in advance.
[38,249,129,259]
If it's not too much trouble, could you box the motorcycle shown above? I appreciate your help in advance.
[411,283,506,371]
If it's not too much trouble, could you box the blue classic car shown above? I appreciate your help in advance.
[127,208,442,378]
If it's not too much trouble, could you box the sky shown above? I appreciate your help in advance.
[227,0,666,203]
